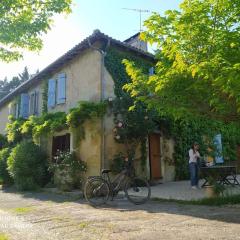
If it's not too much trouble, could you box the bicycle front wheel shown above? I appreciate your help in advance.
[84,177,110,206]
[125,177,151,205]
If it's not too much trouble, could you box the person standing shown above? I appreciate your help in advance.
[189,143,200,189]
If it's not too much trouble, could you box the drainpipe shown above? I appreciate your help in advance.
[88,38,110,171]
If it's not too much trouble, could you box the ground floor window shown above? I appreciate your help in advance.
[52,133,70,161]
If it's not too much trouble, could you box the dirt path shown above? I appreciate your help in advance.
[0,189,239,240]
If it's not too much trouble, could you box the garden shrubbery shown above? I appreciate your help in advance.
[0,148,13,185]
[7,140,48,190]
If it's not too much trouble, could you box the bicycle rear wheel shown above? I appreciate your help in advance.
[125,177,151,205]
[84,177,110,206]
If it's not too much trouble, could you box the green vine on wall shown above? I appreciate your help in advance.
[42,81,48,114]
[6,101,107,145]
[165,116,240,180]
[105,47,157,171]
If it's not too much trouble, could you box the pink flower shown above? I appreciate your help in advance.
[117,122,123,128]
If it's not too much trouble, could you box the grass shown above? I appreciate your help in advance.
[152,194,240,206]
[0,233,9,240]
[78,221,90,229]
[11,207,34,214]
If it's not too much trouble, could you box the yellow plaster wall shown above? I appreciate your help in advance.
[0,104,9,134]
[48,49,101,114]
[160,137,175,182]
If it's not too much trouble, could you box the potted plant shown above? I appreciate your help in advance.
[49,150,87,191]
[204,176,225,198]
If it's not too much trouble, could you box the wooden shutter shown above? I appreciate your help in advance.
[149,67,154,76]
[20,93,29,118]
[48,79,56,108]
[57,73,66,104]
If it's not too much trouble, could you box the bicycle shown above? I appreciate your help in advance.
[84,162,151,206]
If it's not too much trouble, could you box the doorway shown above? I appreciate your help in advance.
[149,133,162,180]
[52,133,70,161]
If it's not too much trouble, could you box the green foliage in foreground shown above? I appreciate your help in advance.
[0,148,13,185]
[124,0,240,122]
[7,141,48,190]
[0,0,72,62]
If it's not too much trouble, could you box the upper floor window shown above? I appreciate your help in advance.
[20,93,29,119]
[149,67,155,76]
[29,91,39,116]
[10,91,39,119]
[10,102,19,118]
[48,73,66,109]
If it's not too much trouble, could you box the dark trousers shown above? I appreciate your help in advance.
[189,162,199,187]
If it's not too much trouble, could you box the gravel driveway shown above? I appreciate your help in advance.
[0,189,239,240]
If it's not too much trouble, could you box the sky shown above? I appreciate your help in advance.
[0,0,181,80]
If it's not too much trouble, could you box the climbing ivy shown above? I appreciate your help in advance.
[6,101,107,144]
[42,81,48,114]
[164,116,240,180]
[105,47,157,169]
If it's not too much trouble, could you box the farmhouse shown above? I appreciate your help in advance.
[0,30,175,182]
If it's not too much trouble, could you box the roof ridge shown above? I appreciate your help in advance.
[0,30,154,108]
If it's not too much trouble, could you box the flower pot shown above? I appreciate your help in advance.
[204,186,218,198]
[54,165,74,192]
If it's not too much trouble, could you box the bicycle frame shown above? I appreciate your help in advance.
[102,169,131,198]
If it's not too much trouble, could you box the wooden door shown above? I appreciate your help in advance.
[149,134,162,179]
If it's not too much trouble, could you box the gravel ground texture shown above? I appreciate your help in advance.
[0,189,239,240]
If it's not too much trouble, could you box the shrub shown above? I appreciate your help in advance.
[7,140,48,190]
[0,148,13,185]
[49,151,87,191]
[0,134,8,149]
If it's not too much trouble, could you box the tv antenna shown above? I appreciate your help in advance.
[122,8,152,32]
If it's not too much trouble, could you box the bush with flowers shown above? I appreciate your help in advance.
[49,150,87,191]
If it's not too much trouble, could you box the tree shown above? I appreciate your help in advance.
[124,0,240,122]
[0,0,72,62]
[0,66,32,99]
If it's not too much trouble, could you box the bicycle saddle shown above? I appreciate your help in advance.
[101,169,112,174]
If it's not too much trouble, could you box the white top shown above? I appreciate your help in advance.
[189,149,200,163]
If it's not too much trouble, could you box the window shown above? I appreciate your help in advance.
[47,73,66,109]
[149,67,154,76]
[20,93,29,119]
[47,79,56,108]
[10,102,19,118]
[29,91,39,115]
[52,133,70,161]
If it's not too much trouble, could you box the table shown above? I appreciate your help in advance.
[200,165,239,187]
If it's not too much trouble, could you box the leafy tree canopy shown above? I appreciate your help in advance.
[124,0,240,122]
[0,0,72,62]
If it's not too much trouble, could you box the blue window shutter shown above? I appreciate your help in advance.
[48,79,56,108]
[149,67,154,76]
[57,73,66,104]
[20,93,29,119]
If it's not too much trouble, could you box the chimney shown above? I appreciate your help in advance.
[124,32,148,52]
